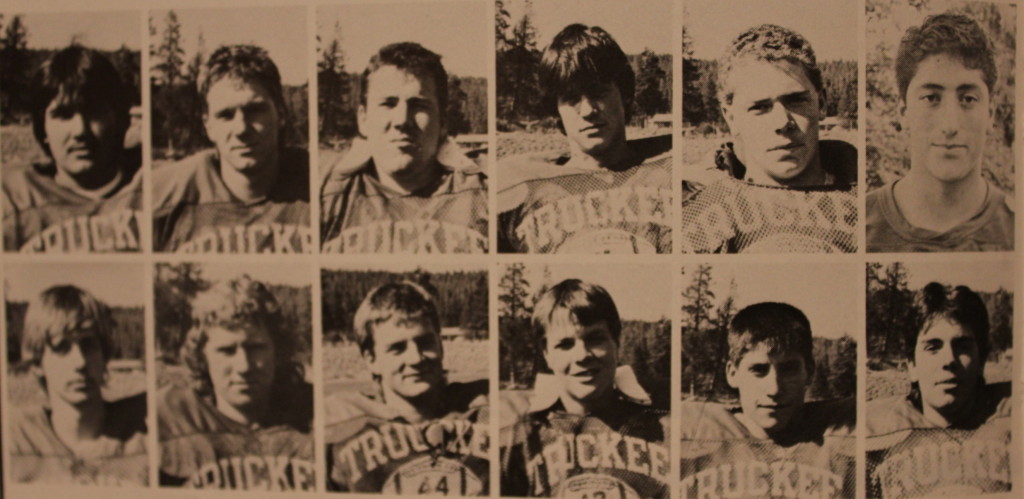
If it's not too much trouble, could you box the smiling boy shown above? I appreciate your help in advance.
[679,24,858,253]
[153,45,311,253]
[324,281,489,494]
[498,24,673,254]
[500,279,670,498]
[680,302,855,499]
[866,13,1013,252]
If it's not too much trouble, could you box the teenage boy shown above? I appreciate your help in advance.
[501,279,670,498]
[866,13,1013,252]
[498,24,673,254]
[679,25,858,253]
[324,281,489,494]
[8,285,148,485]
[680,302,856,499]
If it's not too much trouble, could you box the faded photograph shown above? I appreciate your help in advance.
[0,12,142,253]
[149,7,311,253]
[4,263,147,486]
[499,263,671,497]
[496,0,673,254]
[679,263,858,498]
[865,1,1016,252]
[154,263,314,490]
[679,0,859,253]
[318,1,489,254]
[865,261,1013,496]
[320,263,489,494]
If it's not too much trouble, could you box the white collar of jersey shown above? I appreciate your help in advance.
[335,136,475,175]
[528,365,652,413]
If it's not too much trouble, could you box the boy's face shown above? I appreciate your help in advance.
[909,317,983,422]
[44,99,122,179]
[40,327,106,407]
[557,82,627,160]
[203,325,276,415]
[545,319,618,410]
[359,65,444,181]
[902,53,991,184]
[204,76,283,176]
[722,58,821,186]
[727,343,809,436]
[366,318,445,402]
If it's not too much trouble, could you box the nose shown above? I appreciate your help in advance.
[578,95,599,118]
[763,371,780,397]
[938,343,959,369]
[233,347,255,372]
[67,112,89,138]
[937,100,960,137]
[770,102,796,134]
[66,342,88,370]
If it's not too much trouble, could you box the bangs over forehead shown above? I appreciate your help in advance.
[727,302,813,370]
[532,279,622,345]
[22,285,114,363]
[353,281,441,354]
[539,24,635,116]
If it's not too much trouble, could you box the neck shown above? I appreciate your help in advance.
[559,388,615,416]
[893,169,987,232]
[55,163,123,200]
[375,159,443,196]
[748,150,826,187]
[381,387,443,423]
[216,398,268,427]
[567,134,632,170]
[922,398,976,429]
[220,152,280,203]
[48,394,106,453]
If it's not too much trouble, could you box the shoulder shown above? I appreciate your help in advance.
[105,393,148,441]
[865,395,922,449]
[444,379,489,413]
[498,390,534,430]
[157,384,221,438]
[986,183,1016,216]
[323,390,389,444]
[628,134,673,163]
[153,149,218,213]
[8,404,59,455]
[803,397,856,436]
[497,151,573,192]
[679,400,747,440]
[975,381,1012,423]
[2,164,55,210]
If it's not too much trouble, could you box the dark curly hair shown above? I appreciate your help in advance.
[727,302,815,377]
[717,24,824,108]
[895,13,997,102]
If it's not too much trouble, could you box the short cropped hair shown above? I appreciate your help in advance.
[895,13,997,102]
[539,24,635,125]
[532,279,622,347]
[353,281,441,356]
[30,45,130,159]
[360,42,448,123]
[179,276,303,397]
[199,44,287,121]
[907,282,991,363]
[21,285,115,366]
[717,24,824,107]
[727,302,814,376]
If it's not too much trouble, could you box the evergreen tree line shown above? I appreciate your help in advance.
[680,265,857,402]
[494,1,671,132]
[681,57,857,133]
[321,269,489,343]
[6,301,144,364]
[866,262,1013,369]
[497,263,671,409]
[149,11,308,161]
[153,263,312,365]
[0,15,140,126]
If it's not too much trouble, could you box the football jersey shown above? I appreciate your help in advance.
[325,379,490,495]
[2,151,142,253]
[158,384,315,490]
[498,135,673,254]
[500,391,671,498]
[152,147,311,253]
[679,398,856,499]
[680,140,857,253]
[320,139,488,253]
[865,383,1011,498]
[8,393,148,486]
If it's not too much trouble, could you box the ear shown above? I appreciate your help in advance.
[907,358,919,384]
[203,112,213,139]
[898,98,908,130]
[725,361,739,389]
[357,104,368,137]
[721,103,736,135]
[361,347,379,375]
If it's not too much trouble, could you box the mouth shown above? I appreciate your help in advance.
[768,142,804,152]
[932,143,967,150]
[580,123,605,134]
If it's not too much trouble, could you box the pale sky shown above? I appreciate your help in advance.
[521,263,672,322]
[685,0,859,61]
[505,0,674,55]
[151,6,307,85]
[15,11,141,51]
[319,0,489,78]
[196,262,313,289]
[900,261,1015,293]
[6,263,144,307]
[685,262,860,340]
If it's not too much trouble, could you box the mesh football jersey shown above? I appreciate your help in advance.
[8,393,148,486]
[680,140,857,253]
[498,135,673,254]
[325,380,490,495]
[500,393,670,498]
[3,152,142,253]
[679,398,856,499]
[865,383,1011,498]
[320,158,488,254]
[158,384,315,490]
[152,148,311,253]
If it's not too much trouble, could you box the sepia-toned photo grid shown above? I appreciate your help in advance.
[0,0,1020,498]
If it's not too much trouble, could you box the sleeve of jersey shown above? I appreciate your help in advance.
[151,158,200,252]
[679,180,736,253]
[157,385,221,485]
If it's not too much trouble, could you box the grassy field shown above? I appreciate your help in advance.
[7,365,147,407]
[323,339,488,397]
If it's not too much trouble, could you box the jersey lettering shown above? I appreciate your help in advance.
[874,438,1009,497]
[175,223,312,253]
[19,209,140,252]
[190,455,315,490]
[527,431,669,495]
[325,220,487,254]
[681,461,843,499]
